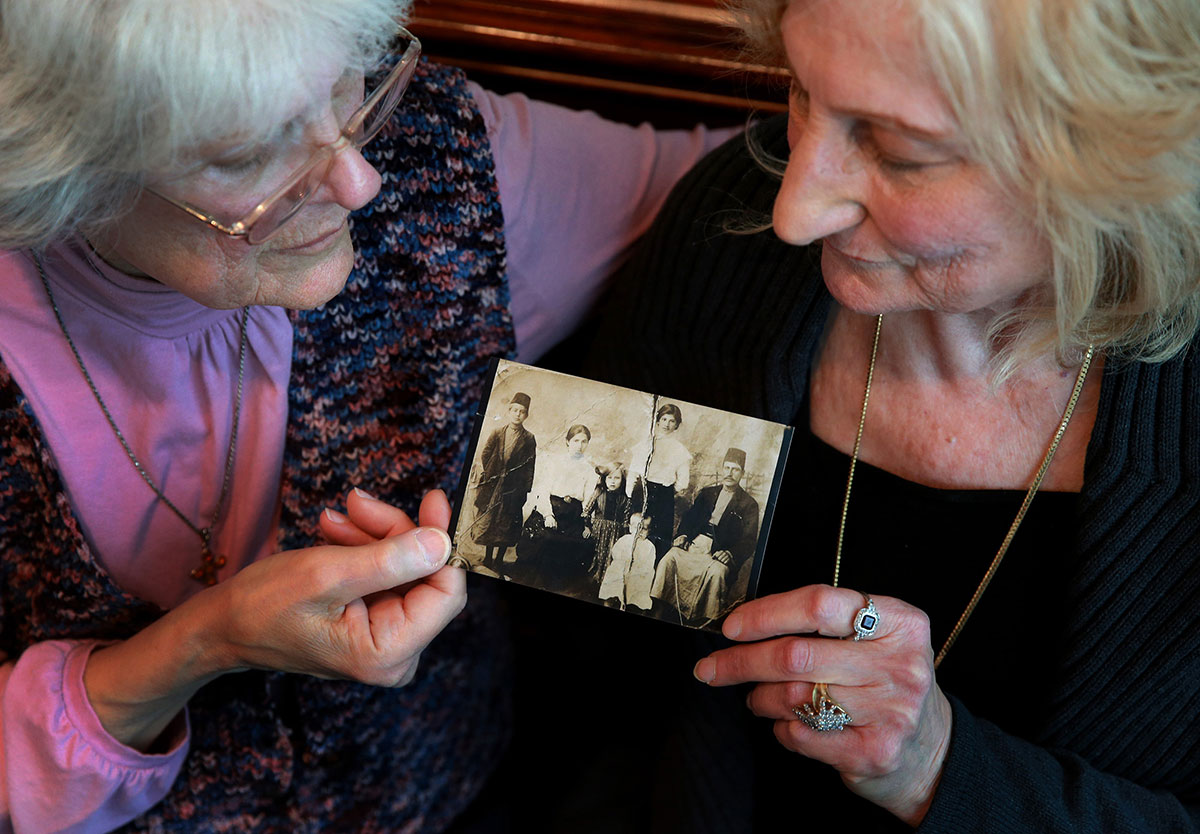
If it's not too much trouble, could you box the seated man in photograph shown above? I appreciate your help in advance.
[650,533,728,627]
[671,447,761,600]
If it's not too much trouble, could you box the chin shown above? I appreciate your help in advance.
[279,236,357,309]
[821,272,889,315]
[820,248,909,315]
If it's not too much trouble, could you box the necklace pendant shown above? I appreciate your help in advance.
[190,539,227,586]
[35,257,248,589]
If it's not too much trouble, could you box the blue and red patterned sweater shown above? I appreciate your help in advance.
[0,60,514,832]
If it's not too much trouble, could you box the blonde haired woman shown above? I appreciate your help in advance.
[591,0,1200,828]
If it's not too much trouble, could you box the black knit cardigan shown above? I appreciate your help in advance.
[590,115,1200,832]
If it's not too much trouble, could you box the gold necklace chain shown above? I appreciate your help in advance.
[31,251,250,586]
[832,314,1095,668]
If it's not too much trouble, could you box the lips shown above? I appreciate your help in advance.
[824,240,890,265]
[283,221,347,252]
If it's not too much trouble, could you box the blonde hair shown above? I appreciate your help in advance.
[732,0,1200,371]
[0,0,407,249]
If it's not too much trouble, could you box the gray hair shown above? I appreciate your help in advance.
[0,0,408,249]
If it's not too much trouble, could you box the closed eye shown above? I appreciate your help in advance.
[210,149,271,175]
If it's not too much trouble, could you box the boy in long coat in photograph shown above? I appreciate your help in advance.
[473,392,537,566]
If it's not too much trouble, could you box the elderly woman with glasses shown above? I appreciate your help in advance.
[0,0,732,830]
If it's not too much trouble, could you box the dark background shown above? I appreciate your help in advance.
[416,4,784,829]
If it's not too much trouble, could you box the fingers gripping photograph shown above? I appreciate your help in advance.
[451,359,791,633]
[0,0,748,830]
[571,0,1200,831]
[2,0,1198,832]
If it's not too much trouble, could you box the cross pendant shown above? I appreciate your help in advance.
[190,530,227,586]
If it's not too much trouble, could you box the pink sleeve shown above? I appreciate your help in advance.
[468,82,743,362]
[1,641,187,832]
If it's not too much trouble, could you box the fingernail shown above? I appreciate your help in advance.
[324,508,348,524]
[353,487,378,501]
[693,658,716,684]
[724,614,742,639]
[414,527,451,567]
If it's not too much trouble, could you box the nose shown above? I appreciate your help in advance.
[321,143,383,212]
[772,113,868,246]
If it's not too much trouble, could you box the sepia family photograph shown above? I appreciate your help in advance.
[451,359,791,632]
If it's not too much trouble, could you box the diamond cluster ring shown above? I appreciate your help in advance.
[793,592,881,732]
[794,683,853,731]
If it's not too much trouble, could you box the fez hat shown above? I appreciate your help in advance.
[723,447,747,469]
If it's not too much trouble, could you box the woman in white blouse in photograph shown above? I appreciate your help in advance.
[627,403,692,558]
[519,424,598,592]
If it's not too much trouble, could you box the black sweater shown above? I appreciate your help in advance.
[588,115,1200,832]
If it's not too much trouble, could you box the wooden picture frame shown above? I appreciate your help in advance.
[411,0,788,126]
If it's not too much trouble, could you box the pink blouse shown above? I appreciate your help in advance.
[0,84,737,832]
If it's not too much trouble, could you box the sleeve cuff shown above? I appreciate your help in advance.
[918,693,1034,833]
[61,641,190,767]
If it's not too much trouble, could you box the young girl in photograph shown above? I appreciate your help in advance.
[584,462,630,584]
[598,512,657,613]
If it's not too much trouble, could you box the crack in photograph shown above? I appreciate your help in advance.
[451,359,792,632]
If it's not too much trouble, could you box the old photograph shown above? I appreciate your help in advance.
[451,359,792,632]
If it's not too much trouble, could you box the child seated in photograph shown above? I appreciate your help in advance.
[583,462,630,585]
[597,513,656,613]
[649,533,731,628]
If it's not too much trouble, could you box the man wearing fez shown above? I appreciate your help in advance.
[473,392,537,567]
[673,448,761,596]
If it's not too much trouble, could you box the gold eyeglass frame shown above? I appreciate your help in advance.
[146,26,422,245]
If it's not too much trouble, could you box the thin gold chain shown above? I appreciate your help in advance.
[831,313,883,588]
[935,344,1094,666]
[832,313,1095,669]
[32,250,250,585]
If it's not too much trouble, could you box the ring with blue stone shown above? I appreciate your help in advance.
[851,595,880,641]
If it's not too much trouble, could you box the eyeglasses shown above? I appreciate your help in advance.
[147,27,421,245]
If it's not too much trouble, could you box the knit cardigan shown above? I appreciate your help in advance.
[0,60,514,832]
[591,115,1200,832]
